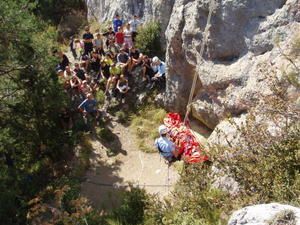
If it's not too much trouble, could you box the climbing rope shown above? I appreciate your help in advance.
[85,180,172,188]
[183,0,216,125]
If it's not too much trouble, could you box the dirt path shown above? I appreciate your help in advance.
[80,119,180,210]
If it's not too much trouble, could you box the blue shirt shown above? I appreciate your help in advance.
[155,136,175,159]
[157,62,166,77]
[113,18,123,33]
[78,99,97,113]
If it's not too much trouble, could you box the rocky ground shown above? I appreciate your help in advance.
[80,118,181,210]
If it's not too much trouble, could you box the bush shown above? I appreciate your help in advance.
[112,186,148,225]
[135,21,162,58]
[95,89,106,106]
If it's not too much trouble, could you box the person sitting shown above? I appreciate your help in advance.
[80,80,92,97]
[121,43,130,54]
[129,46,142,67]
[117,48,129,66]
[155,125,179,163]
[55,51,69,75]
[116,74,129,103]
[78,93,99,125]
[150,56,166,90]
[70,75,81,96]
[142,55,155,82]
[73,63,86,81]
[63,66,73,82]
[82,26,94,56]
[107,40,119,58]
[101,53,114,79]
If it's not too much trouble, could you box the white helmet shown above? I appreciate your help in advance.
[158,125,168,135]
[152,56,160,63]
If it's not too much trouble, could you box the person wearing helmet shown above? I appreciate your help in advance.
[154,124,179,162]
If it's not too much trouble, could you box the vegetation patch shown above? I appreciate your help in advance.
[135,21,163,58]
[130,106,166,153]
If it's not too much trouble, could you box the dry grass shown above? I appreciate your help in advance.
[130,106,166,153]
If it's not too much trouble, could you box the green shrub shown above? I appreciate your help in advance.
[135,21,163,57]
[95,89,106,106]
[112,186,148,225]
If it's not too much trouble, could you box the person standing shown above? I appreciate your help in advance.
[115,26,125,48]
[113,14,123,33]
[103,27,115,49]
[129,15,140,42]
[123,23,133,48]
[82,26,94,56]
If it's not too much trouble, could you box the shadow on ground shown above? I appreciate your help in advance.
[93,123,128,157]
[81,157,130,210]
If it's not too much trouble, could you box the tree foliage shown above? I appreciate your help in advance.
[34,0,86,25]
[0,1,70,224]
[135,21,163,58]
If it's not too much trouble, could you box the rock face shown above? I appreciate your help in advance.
[85,0,175,34]
[85,0,300,145]
[165,0,300,133]
[228,203,300,225]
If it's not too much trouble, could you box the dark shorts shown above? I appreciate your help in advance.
[87,110,98,118]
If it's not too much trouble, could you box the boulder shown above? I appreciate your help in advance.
[228,203,300,225]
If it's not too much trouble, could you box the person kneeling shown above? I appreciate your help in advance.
[155,125,179,163]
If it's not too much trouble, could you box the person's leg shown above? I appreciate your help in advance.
[71,48,77,60]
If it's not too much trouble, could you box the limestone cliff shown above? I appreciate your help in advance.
[164,0,299,130]
[85,0,174,34]
[86,0,300,145]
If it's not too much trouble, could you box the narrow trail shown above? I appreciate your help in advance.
[80,119,180,210]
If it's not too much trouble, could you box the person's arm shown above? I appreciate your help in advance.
[117,54,121,63]
[87,84,92,93]
[105,78,112,94]
[74,76,81,87]
[124,79,129,93]
[116,79,121,91]
[70,78,75,87]
[78,99,87,110]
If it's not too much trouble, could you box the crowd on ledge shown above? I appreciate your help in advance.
[53,14,166,130]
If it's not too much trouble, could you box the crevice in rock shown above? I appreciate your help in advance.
[212,55,240,64]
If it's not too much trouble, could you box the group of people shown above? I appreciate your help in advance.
[55,14,167,130]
